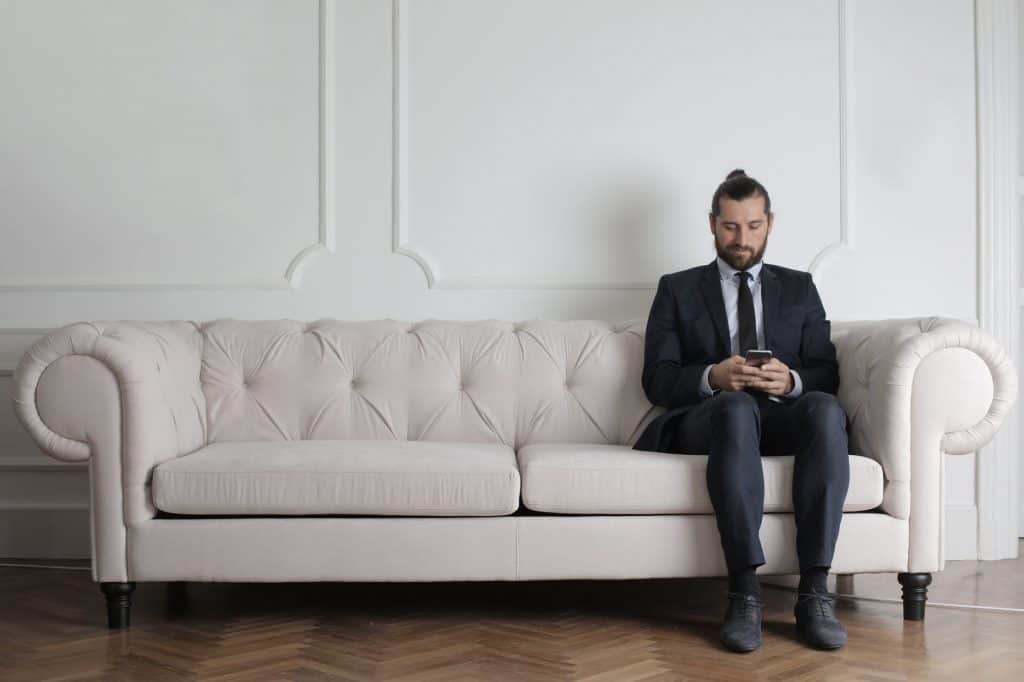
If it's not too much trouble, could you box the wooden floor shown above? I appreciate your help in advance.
[2,546,1023,681]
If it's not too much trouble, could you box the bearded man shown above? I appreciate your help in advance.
[633,169,851,652]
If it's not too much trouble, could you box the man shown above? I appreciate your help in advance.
[632,169,851,653]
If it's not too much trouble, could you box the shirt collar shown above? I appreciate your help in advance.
[716,255,764,283]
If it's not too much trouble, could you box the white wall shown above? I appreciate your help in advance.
[1019,0,1024,539]
[0,0,983,558]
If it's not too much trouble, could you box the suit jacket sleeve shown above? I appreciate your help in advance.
[641,275,711,409]
[792,273,839,395]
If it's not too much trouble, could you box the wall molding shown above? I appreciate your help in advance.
[0,457,87,471]
[390,0,437,288]
[975,0,1020,558]
[0,328,53,375]
[0,502,89,511]
[392,0,851,290]
[285,0,337,289]
[0,0,336,293]
[807,0,854,279]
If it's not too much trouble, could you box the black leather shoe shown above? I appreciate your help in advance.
[720,591,763,652]
[794,592,847,649]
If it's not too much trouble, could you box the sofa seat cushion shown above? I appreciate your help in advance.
[518,444,883,514]
[152,439,520,516]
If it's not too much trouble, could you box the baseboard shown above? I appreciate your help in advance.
[0,509,90,559]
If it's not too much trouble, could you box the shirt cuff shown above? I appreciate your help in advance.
[783,369,803,399]
[699,364,716,398]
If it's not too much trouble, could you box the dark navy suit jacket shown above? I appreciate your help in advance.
[632,259,840,453]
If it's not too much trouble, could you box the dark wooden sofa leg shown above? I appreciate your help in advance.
[897,572,932,620]
[100,581,136,629]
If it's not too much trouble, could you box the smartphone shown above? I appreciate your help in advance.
[744,349,773,367]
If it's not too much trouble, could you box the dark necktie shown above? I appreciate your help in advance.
[736,271,757,354]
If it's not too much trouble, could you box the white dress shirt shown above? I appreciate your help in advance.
[698,256,803,402]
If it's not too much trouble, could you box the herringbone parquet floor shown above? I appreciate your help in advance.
[1,547,1023,681]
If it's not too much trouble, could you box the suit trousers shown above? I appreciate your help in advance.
[671,389,851,573]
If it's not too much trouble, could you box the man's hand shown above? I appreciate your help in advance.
[708,356,763,392]
[745,357,794,396]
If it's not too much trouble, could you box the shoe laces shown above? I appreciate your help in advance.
[726,591,763,621]
[797,591,837,619]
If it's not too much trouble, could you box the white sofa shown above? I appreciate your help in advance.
[11,316,1017,629]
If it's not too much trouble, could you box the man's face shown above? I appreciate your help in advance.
[708,195,773,271]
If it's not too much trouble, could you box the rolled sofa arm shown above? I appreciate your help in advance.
[832,317,1018,571]
[13,321,206,464]
[11,321,207,581]
[12,319,206,524]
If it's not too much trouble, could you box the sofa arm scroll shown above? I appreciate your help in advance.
[835,317,1016,512]
[12,321,207,465]
[11,320,207,582]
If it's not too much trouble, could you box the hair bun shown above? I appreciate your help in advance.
[726,168,747,180]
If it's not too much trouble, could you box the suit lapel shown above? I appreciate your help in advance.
[760,265,780,350]
[698,261,731,357]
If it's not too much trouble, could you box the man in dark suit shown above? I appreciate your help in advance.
[633,169,850,652]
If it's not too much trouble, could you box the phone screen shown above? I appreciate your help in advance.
[745,350,773,367]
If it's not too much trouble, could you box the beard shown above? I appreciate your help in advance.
[715,238,767,271]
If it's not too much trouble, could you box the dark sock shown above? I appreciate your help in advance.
[728,567,761,597]
[799,567,829,594]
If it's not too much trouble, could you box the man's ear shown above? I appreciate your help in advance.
[766,212,774,235]
[708,213,716,234]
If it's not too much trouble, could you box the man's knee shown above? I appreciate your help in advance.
[794,391,848,434]
[709,390,760,427]
[711,389,759,413]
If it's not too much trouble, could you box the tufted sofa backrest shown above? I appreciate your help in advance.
[198,317,952,452]
[200,318,654,449]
